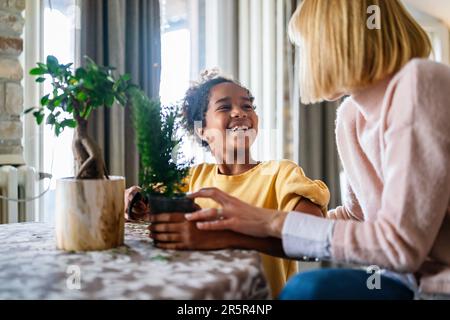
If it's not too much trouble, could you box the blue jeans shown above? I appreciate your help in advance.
[278,269,414,300]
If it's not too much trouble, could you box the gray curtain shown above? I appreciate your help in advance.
[298,101,342,209]
[80,0,161,187]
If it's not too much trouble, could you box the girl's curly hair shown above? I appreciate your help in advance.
[182,69,254,148]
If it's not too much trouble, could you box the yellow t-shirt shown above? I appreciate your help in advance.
[187,160,330,298]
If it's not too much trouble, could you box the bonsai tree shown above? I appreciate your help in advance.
[26,55,131,180]
[128,88,194,214]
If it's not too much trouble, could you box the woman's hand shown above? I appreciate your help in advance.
[185,188,288,238]
[148,213,239,250]
[124,186,151,222]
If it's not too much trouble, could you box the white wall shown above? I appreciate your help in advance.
[403,0,450,29]
[405,2,450,64]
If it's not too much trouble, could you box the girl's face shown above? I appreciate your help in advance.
[197,82,259,162]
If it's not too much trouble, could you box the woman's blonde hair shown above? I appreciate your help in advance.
[289,0,432,104]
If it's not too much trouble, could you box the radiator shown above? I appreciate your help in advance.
[0,166,38,224]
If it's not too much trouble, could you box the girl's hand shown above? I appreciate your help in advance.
[148,213,238,250]
[185,188,288,238]
[124,186,151,222]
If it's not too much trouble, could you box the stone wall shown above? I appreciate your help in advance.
[0,0,25,165]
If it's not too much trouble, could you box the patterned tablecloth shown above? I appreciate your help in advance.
[0,223,270,300]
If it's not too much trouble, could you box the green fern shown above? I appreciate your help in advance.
[129,88,191,197]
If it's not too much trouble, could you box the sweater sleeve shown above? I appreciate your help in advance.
[327,179,364,221]
[331,61,450,272]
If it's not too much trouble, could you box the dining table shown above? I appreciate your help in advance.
[0,222,270,300]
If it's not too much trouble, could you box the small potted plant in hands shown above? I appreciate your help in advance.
[27,55,132,251]
[127,88,196,220]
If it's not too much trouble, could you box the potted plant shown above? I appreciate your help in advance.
[127,88,196,218]
[27,55,132,251]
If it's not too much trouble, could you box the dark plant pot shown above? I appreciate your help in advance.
[147,195,197,214]
[128,192,197,218]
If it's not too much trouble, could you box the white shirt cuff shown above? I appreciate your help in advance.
[282,212,335,260]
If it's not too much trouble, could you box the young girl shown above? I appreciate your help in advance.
[125,71,330,298]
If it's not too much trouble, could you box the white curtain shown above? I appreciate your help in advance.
[238,0,298,161]
[198,0,298,161]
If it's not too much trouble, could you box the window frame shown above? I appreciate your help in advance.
[23,0,44,221]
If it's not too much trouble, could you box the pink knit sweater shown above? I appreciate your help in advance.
[329,59,450,295]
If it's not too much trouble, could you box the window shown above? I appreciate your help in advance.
[160,0,191,106]
[24,0,207,221]
[426,27,450,64]
[159,0,211,163]
[42,0,77,185]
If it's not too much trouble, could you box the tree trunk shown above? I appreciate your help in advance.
[72,118,107,180]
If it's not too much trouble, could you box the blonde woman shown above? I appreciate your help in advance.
[185,0,450,299]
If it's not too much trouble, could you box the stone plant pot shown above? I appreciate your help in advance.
[55,176,125,251]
